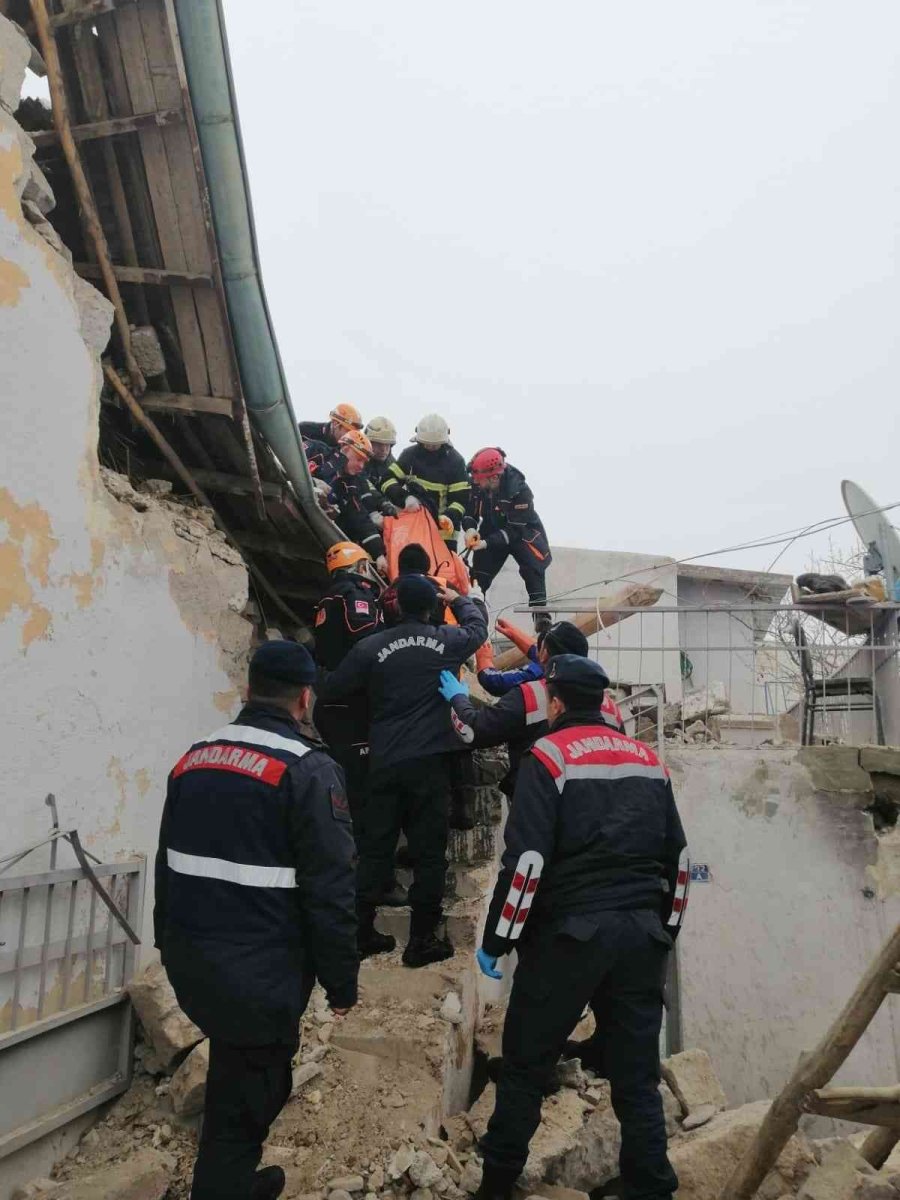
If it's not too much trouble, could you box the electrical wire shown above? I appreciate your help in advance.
[492,498,900,619]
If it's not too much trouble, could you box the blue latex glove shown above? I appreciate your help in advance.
[439,669,469,701]
[476,947,503,979]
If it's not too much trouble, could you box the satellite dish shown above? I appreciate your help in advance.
[842,480,900,601]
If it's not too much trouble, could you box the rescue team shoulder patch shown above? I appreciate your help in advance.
[330,786,351,821]
[315,608,327,627]
[355,600,370,614]
[173,743,288,786]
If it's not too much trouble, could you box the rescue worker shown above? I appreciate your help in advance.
[363,416,400,492]
[299,403,363,449]
[320,575,487,966]
[438,620,593,799]
[381,414,470,544]
[312,543,383,834]
[463,448,551,627]
[308,431,388,574]
[473,655,688,1200]
[154,641,358,1200]
[381,543,446,627]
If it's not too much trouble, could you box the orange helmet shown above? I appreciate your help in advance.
[326,542,369,573]
[330,403,363,433]
[339,429,373,460]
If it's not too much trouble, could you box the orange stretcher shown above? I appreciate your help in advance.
[383,509,470,595]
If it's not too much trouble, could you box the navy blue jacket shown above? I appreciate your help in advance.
[320,596,487,767]
[482,713,688,958]
[154,704,358,1045]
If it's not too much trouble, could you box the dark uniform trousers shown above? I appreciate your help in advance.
[357,755,450,935]
[482,911,678,1200]
[472,540,548,608]
[191,1037,298,1200]
[314,697,370,845]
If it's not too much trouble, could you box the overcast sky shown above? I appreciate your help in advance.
[221,1,898,577]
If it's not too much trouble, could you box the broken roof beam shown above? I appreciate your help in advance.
[235,532,323,566]
[32,109,183,147]
[145,463,283,501]
[139,391,233,418]
[494,583,664,671]
[75,262,214,288]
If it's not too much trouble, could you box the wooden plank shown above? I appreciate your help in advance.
[139,391,232,417]
[32,108,183,146]
[75,261,213,287]
[144,463,283,500]
[236,532,323,565]
[109,0,210,395]
[137,0,235,399]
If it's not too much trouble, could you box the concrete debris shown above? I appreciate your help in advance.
[12,1181,60,1200]
[169,1040,209,1117]
[327,1176,366,1193]
[129,325,167,378]
[555,1058,588,1092]
[292,1061,324,1092]
[459,1159,483,1194]
[409,1153,445,1189]
[54,1149,175,1200]
[681,1101,717,1131]
[74,277,114,354]
[127,961,204,1073]
[389,1145,418,1180]
[797,1142,877,1199]
[666,1100,815,1200]
[139,479,174,497]
[329,1190,354,1200]
[0,14,31,114]
[661,1048,728,1116]
[659,1082,683,1136]
[440,992,464,1025]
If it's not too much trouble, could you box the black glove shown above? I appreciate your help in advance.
[382,502,400,518]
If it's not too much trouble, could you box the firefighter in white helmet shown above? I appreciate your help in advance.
[381,414,470,544]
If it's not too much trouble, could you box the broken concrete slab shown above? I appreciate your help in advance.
[129,325,167,378]
[661,1049,727,1115]
[798,747,873,796]
[666,1101,815,1200]
[797,1142,877,1199]
[127,961,204,1073]
[0,14,31,114]
[169,1038,209,1116]
[861,748,900,779]
[681,1102,717,1131]
[54,1149,175,1200]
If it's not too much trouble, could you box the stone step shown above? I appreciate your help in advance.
[374,904,480,949]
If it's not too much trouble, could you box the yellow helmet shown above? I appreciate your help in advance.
[325,542,369,574]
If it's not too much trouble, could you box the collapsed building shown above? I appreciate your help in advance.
[3,4,900,1199]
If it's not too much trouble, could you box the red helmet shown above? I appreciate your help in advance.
[469,447,506,484]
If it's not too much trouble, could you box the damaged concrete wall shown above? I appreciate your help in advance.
[0,12,251,972]
[671,743,900,1116]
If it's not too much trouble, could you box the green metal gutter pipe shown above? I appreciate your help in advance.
[172,0,338,551]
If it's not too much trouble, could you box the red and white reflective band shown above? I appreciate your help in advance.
[495,850,544,940]
[667,849,690,929]
[601,693,624,728]
[521,680,549,726]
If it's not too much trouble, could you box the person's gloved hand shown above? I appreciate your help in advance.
[382,502,400,518]
[371,511,384,528]
[438,514,455,536]
[465,530,486,552]
[375,555,388,576]
[438,670,469,701]
[405,496,421,512]
[476,948,503,979]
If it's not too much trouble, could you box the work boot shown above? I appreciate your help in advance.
[402,929,454,968]
[561,1037,605,1076]
[358,926,397,960]
[450,787,476,831]
[379,877,409,907]
[251,1166,286,1200]
[473,1164,518,1200]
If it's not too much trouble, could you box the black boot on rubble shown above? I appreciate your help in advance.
[473,1163,518,1200]
[251,1166,286,1200]
[561,1036,605,1075]
[402,921,454,968]
[357,905,396,960]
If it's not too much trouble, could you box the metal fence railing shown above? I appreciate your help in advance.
[509,601,900,751]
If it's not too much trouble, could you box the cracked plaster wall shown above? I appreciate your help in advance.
[0,15,252,961]
[671,743,900,1119]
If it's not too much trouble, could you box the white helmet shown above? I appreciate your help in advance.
[364,415,397,446]
[412,413,450,445]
